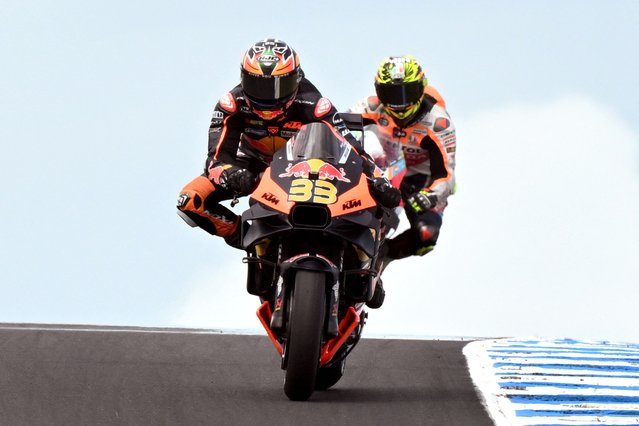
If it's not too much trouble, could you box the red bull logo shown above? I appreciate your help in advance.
[278,159,350,182]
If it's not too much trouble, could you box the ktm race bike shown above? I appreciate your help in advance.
[240,121,398,401]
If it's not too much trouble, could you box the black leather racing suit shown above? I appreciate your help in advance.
[177,78,374,247]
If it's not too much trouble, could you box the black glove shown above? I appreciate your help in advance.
[219,167,258,195]
[369,177,401,209]
[407,189,438,214]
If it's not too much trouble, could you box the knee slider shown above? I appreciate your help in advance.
[177,176,215,213]
[177,190,204,213]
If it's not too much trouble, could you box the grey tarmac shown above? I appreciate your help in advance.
[0,324,493,425]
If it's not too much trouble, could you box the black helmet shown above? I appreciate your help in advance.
[374,55,427,122]
[240,38,301,120]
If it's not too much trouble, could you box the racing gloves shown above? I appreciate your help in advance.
[218,166,258,196]
[369,177,401,209]
[407,189,438,214]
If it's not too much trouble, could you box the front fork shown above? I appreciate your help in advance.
[269,275,340,338]
[257,302,362,368]
[269,245,343,337]
[256,245,354,366]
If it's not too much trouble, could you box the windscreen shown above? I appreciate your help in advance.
[288,122,350,162]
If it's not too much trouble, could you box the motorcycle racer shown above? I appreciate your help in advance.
[351,55,457,277]
[177,38,400,249]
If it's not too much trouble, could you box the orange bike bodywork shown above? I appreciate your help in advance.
[257,301,362,367]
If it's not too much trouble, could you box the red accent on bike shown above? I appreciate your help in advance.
[278,161,312,179]
[256,302,283,355]
[319,307,360,366]
[317,162,350,182]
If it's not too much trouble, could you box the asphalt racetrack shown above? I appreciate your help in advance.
[0,324,493,425]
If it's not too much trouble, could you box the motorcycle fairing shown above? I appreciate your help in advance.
[242,200,380,257]
[243,159,381,255]
[250,138,375,218]
[241,201,291,248]
[278,253,340,284]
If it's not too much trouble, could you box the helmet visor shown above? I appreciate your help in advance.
[375,80,424,110]
[241,71,299,105]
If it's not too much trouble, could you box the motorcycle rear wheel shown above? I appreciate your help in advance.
[283,269,326,401]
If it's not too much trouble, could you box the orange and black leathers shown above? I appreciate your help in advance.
[352,86,456,259]
[178,78,371,247]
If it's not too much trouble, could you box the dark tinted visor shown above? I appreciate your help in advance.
[241,70,299,104]
[375,80,424,109]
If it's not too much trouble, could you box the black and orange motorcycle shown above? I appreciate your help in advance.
[240,121,398,400]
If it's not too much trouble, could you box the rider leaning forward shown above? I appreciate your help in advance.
[350,55,457,280]
[177,38,400,249]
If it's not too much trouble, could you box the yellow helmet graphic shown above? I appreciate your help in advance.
[374,55,427,121]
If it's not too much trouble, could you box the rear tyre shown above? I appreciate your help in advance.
[283,270,326,401]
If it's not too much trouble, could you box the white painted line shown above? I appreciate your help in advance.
[494,366,639,378]
[465,340,517,426]
[496,374,639,387]
[464,338,639,426]
[520,417,639,425]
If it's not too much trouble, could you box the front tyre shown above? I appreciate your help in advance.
[315,359,345,390]
[284,270,326,401]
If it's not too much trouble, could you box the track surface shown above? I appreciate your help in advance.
[0,324,492,425]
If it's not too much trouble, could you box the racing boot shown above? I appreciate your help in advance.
[367,243,390,309]
[376,241,393,274]
[366,278,385,309]
[223,219,246,250]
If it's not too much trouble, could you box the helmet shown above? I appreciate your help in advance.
[240,38,301,120]
[374,55,427,122]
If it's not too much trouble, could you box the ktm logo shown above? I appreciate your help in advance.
[261,192,280,205]
[342,199,362,210]
[283,121,302,129]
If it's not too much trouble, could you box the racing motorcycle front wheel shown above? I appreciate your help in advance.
[315,359,345,390]
[283,269,326,401]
